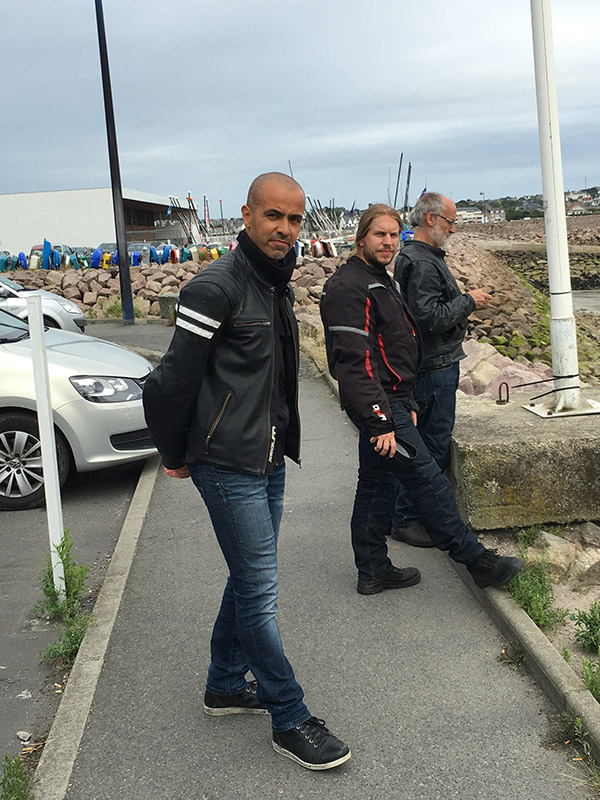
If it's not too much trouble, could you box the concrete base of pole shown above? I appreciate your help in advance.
[449,388,600,530]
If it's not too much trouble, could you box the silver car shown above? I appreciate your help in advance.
[0,309,157,510]
[0,274,87,333]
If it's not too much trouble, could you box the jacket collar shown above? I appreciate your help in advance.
[406,239,446,258]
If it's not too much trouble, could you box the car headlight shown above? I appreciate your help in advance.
[56,299,83,314]
[69,376,143,403]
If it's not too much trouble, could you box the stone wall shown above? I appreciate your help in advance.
[494,250,600,292]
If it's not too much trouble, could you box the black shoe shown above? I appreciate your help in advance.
[203,680,268,716]
[273,717,351,770]
[466,548,524,588]
[391,522,434,548]
[357,565,421,595]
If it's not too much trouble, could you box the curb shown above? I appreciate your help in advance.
[305,345,600,762]
[455,566,600,764]
[33,456,161,800]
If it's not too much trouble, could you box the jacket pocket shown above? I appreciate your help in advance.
[232,320,271,327]
[204,391,233,453]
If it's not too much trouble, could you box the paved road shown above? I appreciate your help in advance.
[0,462,143,758]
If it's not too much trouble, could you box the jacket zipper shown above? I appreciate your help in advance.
[264,288,276,471]
[232,320,271,327]
[204,391,232,453]
[284,290,302,468]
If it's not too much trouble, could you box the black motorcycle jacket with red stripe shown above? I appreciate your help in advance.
[320,255,421,437]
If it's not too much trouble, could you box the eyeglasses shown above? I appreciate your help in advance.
[435,213,457,226]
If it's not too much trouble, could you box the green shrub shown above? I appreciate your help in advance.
[40,611,92,670]
[0,754,34,800]
[581,656,600,703]
[36,530,88,620]
[508,548,567,628]
[574,600,600,652]
[517,525,541,548]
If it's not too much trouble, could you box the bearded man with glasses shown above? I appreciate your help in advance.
[391,192,493,547]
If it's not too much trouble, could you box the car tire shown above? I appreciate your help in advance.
[43,316,60,329]
[0,413,71,511]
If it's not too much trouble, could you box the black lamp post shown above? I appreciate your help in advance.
[94,0,134,325]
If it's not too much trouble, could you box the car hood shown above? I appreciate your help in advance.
[4,329,154,378]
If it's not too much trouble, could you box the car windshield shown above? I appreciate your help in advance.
[0,308,30,343]
[0,275,23,291]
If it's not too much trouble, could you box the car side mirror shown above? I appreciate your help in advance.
[0,287,10,298]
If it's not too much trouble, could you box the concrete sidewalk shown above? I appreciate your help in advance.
[34,367,593,799]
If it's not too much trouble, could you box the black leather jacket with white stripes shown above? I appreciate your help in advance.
[142,247,300,474]
[320,256,421,437]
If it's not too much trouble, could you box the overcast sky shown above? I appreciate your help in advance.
[3,0,599,217]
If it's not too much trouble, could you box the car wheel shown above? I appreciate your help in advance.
[0,413,71,511]
[43,316,60,329]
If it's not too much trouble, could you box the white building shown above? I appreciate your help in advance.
[455,207,482,224]
[0,187,198,255]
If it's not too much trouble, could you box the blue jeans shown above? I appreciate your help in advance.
[347,399,483,581]
[393,362,460,528]
[188,461,310,732]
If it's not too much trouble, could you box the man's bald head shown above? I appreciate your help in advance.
[241,173,306,260]
[246,172,305,208]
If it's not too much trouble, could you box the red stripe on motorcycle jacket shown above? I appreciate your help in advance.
[377,333,402,391]
[365,349,374,380]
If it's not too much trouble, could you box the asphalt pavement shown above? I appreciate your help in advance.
[32,346,594,800]
[0,462,143,758]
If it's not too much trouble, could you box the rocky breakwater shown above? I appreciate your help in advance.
[447,235,600,384]
[6,262,205,318]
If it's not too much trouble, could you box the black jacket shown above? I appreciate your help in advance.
[320,256,420,437]
[394,240,475,370]
[142,246,300,474]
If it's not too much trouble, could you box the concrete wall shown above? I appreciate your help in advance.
[0,188,116,254]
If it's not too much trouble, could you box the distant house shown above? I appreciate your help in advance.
[456,207,482,224]
[522,201,542,212]
[482,206,506,223]
[566,202,587,216]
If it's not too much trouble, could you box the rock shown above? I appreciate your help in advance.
[45,271,64,286]
[63,286,81,301]
[83,291,98,305]
[470,361,500,393]
[17,731,31,742]
[579,521,600,547]
[133,297,150,316]
[158,292,179,319]
[526,531,578,582]
[293,286,309,303]
[579,559,600,586]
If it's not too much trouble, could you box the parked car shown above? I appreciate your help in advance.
[0,308,157,510]
[96,242,117,254]
[29,243,73,259]
[0,275,87,333]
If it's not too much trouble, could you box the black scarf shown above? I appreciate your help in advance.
[237,229,296,286]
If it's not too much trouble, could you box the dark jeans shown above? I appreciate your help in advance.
[393,362,460,528]
[189,460,310,732]
[347,399,483,581]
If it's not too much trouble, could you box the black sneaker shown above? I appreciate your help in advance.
[203,680,268,716]
[466,548,524,588]
[357,565,421,595]
[272,717,351,770]
[391,522,434,548]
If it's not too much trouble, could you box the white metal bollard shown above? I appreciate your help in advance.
[26,296,65,599]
